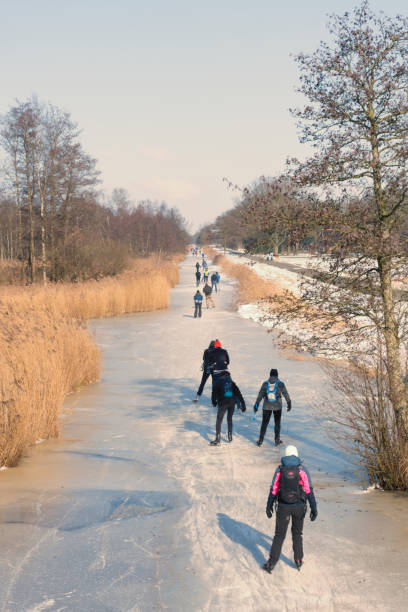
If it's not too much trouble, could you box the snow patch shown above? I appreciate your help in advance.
[27,599,56,612]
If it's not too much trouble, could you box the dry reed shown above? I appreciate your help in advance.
[0,256,181,466]
[208,249,282,304]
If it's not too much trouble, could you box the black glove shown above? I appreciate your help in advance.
[287,401,292,412]
[241,404,246,413]
[253,403,258,413]
[212,401,217,408]
[310,508,318,521]
[266,507,273,519]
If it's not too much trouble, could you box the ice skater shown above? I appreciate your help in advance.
[253,368,291,446]
[210,370,246,445]
[194,290,203,318]
[263,445,317,573]
[203,282,215,308]
[195,269,201,287]
[193,340,216,402]
[211,339,230,386]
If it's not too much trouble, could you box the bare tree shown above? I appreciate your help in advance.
[286,2,408,436]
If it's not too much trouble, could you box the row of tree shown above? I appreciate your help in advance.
[0,98,189,282]
[198,2,408,489]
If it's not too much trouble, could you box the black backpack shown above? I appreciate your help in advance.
[278,465,302,504]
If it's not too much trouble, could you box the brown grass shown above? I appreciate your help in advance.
[207,249,282,305]
[0,256,181,467]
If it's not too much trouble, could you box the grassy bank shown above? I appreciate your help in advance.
[208,248,281,304]
[0,256,181,467]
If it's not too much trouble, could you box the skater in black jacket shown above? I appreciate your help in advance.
[253,369,291,446]
[263,445,317,573]
[210,371,246,445]
[193,341,216,402]
[211,339,229,381]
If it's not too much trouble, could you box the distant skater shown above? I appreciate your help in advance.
[263,445,317,573]
[253,368,291,446]
[195,261,201,272]
[211,272,218,292]
[194,290,203,318]
[203,283,215,308]
[193,340,216,402]
[215,271,221,290]
[195,270,201,287]
[210,371,246,445]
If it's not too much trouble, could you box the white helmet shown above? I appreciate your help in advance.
[285,445,298,457]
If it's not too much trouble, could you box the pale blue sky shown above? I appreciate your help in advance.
[1,0,406,230]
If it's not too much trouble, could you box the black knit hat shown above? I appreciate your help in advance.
[270,368,278,377]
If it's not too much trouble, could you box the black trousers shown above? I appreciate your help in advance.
[259,409,282,440]
[197,370,213,396]
[215,403,235,435]
[269,503,306,564]
[194,302,202,317]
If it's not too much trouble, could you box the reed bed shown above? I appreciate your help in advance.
[208,249,281,304]
[0,256,181,467]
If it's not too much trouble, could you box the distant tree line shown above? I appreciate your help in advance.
[0,97,189,283]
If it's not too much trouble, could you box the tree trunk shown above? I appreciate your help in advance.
[369,100,407,436]
[377,254,407,435]
[12,150,25,281]
[24,143,35,282]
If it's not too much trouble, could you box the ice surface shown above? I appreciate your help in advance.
[0,256,407,611]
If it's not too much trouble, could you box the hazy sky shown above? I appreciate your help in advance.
[1,0,406,230]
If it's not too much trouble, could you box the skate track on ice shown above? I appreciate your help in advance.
[0,255,407,611]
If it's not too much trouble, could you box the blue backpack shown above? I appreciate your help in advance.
[266,380,280,404]
[221,377,234,399]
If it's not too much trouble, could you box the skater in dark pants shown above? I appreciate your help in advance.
[193,340,216,402]
[263,445,317,573]
[195,270,201,287]
[210,371,246,445]
[194,290,203,318]
[210,339,231,392]
[253,368,291,446]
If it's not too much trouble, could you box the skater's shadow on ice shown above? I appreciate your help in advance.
[217,513,295,569]
[183,419,212,442]
[130,378,195,416]
[183,314,196,318]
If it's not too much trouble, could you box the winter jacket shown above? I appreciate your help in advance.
[255,376,291,411]
[202,346,216,373]
[211,273,217,283]
[267,455,317,510]
[194,292,203,303]
[212,375,246,410]
[195,271,201,280]
[210,347,230,371]
[203,284,212,296]
[215,273,220,282]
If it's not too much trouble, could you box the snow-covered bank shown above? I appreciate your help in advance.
[220,251,380,360]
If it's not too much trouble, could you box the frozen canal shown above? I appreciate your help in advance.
[0,256,407,611]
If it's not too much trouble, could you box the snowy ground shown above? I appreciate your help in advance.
[0,256,407,611]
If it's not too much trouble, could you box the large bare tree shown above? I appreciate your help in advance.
[287,1,408,436]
